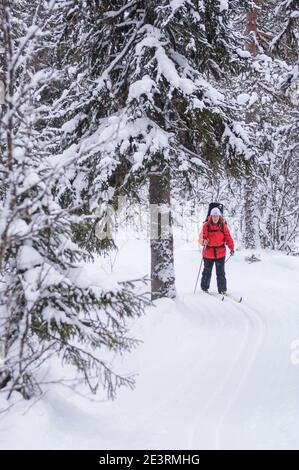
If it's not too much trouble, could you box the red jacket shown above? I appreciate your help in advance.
[198,216,234,259]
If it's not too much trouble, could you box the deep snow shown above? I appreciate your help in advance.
[1,236,299,450]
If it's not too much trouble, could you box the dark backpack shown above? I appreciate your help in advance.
[205,202,225,233]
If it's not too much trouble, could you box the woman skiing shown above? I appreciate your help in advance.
[198,207,234,294]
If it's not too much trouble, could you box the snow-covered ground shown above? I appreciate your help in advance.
[1,237,299,450]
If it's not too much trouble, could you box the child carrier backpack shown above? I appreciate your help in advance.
[205,202,225,233]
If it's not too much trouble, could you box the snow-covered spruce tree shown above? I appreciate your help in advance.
[246,0,299,252]
[241,1,261,253]
[0,0,148,400]
[228,0,298,254]
[52,1,253,300]
[238,0,277,253]
[269,0,299,252]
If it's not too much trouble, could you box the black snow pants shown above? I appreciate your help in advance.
[200,256,227,293]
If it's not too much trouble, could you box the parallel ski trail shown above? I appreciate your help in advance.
[213,301,267,448]
[186,298,250,448]
[187,296,266,449]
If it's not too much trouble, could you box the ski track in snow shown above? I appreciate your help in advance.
[184,296,264,449]
[1,245,299,450]
[175,248,299,449]
[213,301,267,449]
[175,292,256,449]
[187,292,297,449]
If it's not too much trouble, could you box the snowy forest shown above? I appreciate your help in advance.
[0,0,299,451]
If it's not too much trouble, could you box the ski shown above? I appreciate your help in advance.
[202,291,242,303]
[221,292,243,303]
[202,290,223,300]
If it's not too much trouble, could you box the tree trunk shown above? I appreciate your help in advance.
[244,1,261,251]
[245,9,258,55]
[149,170,176,301]
[244,176,260,250]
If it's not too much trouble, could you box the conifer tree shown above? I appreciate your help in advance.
[52,0,253,299]
[231,0,298,254]
[0,0,148,400]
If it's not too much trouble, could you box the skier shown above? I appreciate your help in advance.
[198,207,235,294]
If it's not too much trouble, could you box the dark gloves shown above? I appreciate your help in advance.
[230,249,235,256]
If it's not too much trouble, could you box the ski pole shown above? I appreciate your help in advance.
[224,251,234,264]
[194,242,207,294]
[194,256,204,294]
